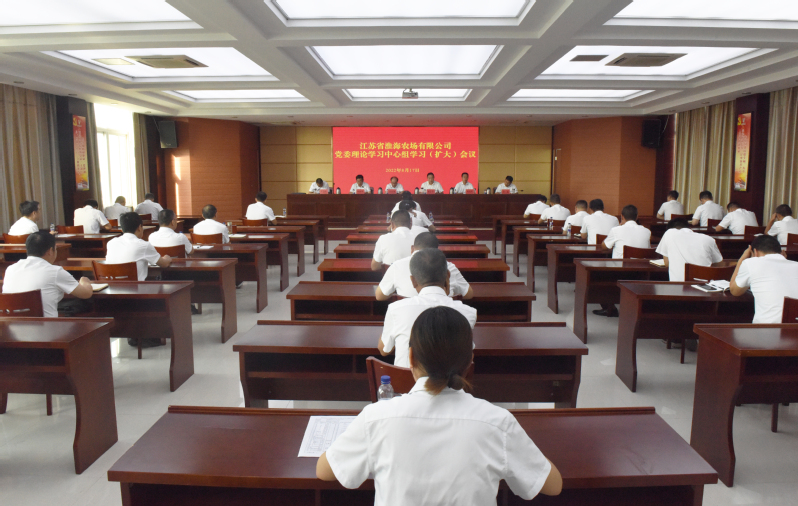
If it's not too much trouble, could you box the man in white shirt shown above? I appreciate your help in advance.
[690,191,724,227]
[308,178,330,194]
[523,196,549,218]
[603,205,651,259]
[730,235,798,323]
[386,176,404,193]
[399,201,435,233]
[8,200,41,236]
[376,232,473,301]
[495,176,518,194]
[581,199,620,245]
[420,172,444,193]
[245,191,276,222]
[349,175,371,194]
[454,172,475,194]
[73,199,110,233]
[2,231,93,317]
[148,209,192,256]
[655,218,723,281]
[765,204,798,245]
[391,192,422,214]
[106,212,171,281]
[378,249,477,368]
[715,202,758,235]
[104,196,128,220]
[372,210,414,270]
[538,194,571,224]
[193,204,229,243]
[656,191,684,221]
[562,200,589,234]
[135,193,164,220]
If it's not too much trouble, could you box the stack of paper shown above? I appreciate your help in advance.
[298,416,357,457]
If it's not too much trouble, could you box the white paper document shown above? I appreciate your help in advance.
[649,259,666,267]
[193,245,213,249]
[298,416,357,457]
[229,234,246,238]
[90,283,109,292]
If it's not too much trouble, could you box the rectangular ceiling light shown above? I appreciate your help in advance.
[174,89,308,101]
[0,0,189,25]
[345,89,471,100]
[273,0,528,19]
[55,48,272,78]
[311,45,499,78]
[614,0,798,22]
[510,89,645,100]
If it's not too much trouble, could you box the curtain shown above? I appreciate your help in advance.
[764,87,798,216]
[0,84,63,232]
[132,113,150,203]
[673,101,735,213]
[84,102,104,209]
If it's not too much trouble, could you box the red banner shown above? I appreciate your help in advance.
[733,112,751,192]
[332,127,479,192]
[73,115,89,191]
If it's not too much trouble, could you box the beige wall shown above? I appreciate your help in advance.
[479,126,552,195]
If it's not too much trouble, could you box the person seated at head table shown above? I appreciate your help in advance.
[135,193,164,221]
[371,210,414,271]
[562,200,589,234]
[318,305,562,502]
[454,172,475,193]
[765,204,798,245]
[386,176,404,193]
[193,204,229,244]
[106,212,172,281]
[1,231,93,317]
[715,201,758,235]
[350,175,371,194]
[730,235,798,323]
[73,199,111,233]
[8,200,41,235]
[656,190,684,221]
[377,248,477,367]
[496,175,518,194]
[581,199,619,245]
[392,191,422,214]
[245,191,276,223]
[420,172,444,193]
[523,195,549,218]
[148,209,193,256]
[538,194,571,224]
[309,177,330,194]
[104,196,128,220]
[690,190,724,227]
[655,218,723,282]
[399,200,435,233]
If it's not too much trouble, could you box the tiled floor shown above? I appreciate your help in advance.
[0,240,796,505]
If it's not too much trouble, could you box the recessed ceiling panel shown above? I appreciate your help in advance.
[272,0,528,19]
[346,89,471,101]
[615,0,798,22]
[0,0,190,25]
[174,89,308,101]
[510,89,645,100]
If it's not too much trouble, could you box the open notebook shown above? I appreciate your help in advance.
[649,259,666,267]
[91,283,108,292]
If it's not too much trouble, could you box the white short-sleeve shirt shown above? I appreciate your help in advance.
[410,210,432,228]
[603,221,652,259]
[325,377,552,506]
[496,182,518,194]
[692,200,724,227]
[392,201,421,214]
[103,203,128,220]
[373,227,414,266]
[454,181,475,193]
[193,218,229,243]
[381,286,477,368]
[134,200,163,220]
[657,200,684,220]
[735,254,798,323]
[563,211,588,230]
[8,217,39,235]
[717,208,758,235]
[408,226,430,241]
[655,228,723,281]
[106,233,162,281]
[420,181,444,193]
[540,204,571,222]
[379,252,470,299]
[309,180,330,193]
[148,227,193,255]
[350,182,371,193]
[386,183,404,193]
[2,257,79,317]
[581,211,620,245]
[523,201,549,217]
[768,216,798,245]
[73,206,109,233]
[245,201,276,221]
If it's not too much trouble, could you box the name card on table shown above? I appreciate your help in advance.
[465,189,475,194]
[356,189,365,194]
[386,188,397,194]
[319,189,329,194]
[501,189,510,194]
[426,189,436,194]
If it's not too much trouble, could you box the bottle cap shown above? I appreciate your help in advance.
[380,375,391,384]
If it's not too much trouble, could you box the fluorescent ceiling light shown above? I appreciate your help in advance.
[56,48,271,78]
[311,46,499,77]
[174,89,308,101]
[0,0,189,25]
[273,0,528,19]
[511,89,643,99]
[542,46,757,77]
[346,88,470,100]
[615,0,798,21]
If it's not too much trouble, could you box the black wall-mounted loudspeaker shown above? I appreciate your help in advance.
[641,119,661,149]
[158,120,178,149]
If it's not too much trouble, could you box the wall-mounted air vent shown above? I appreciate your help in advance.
[571,55,608,62]
[125,55,207,69]
[606,53,685,67]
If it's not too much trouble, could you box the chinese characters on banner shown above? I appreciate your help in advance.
[733,112,751,192]
[73,115,89,191]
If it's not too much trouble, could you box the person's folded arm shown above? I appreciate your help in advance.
[462,285,474,300]
[316,453,337,482]
[539,460,563,496]
[375,286,391,301]
[156,255,172,268]
[70,277,94,299]
[377,337,392,356]
[370,258,383,271]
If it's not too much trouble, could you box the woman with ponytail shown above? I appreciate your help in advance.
[317,307,562,505]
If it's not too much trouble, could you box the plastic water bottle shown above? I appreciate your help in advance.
[226,221,233,234]
[429,212,434,223]
[449,187,454,194]
[377,187,383,194]
[283,208,287,217]
[378,375,394,401]
[386,212,391,222]
[566,224,572,238]
[49,224,55,233]
[414,187,419,194]
[548,218,554,230]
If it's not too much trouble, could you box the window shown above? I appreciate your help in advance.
[94,104,136,210]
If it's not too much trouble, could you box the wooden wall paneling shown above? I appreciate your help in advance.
[239,122,260,213]
[164,119,192,217]
[619,117,657,216]
[654,115,676,212]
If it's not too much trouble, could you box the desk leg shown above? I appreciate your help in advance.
[526,243,535,292]
[68,331,118,474]
[513,236,521,277]
[690,337,741,487]
[280,241,289,291]
[0,393,6,413]
[239,353,253,408]
[502,227,508,263]
[296,234,305,277]
[167,289,194,391]
[615,290,641,392]
[220,264,238,342]
[321,224,328,255]
[547,255,559,315]
[256,250,268,313]
[573,268,588,343]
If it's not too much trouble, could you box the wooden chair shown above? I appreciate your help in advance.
[154,245,187,258]
[192,233,223,245]
[366,357,474,403]
[671,214,692,221]
[787,233,798,246]
[596,234,608,245]
[0,290,54,416]
[108,219,118,227]
[92,261,137,281]
[684,263,736,282]
[772,297,798,432]
[525,214,541,221]
[707,219,721,228]
[2,233,30,244]
[552,220,566,227]
[623,246,659,259]
[242,219,267,226]
[744,225,765,240]
[138,213,152,220]
[61,225,84,234]
[569,225,581,235]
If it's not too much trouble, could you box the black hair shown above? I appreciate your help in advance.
[699,191,713,200]
[399,200,417,213]
[356,174,364,180]
[19,201,39,216]
[776,204,793,217]
[589,199,604,212]
[427,172,434,178]
[256,191,267,202]
[158,209,176,226]
[84,200,99,209]
[390,176,398,182]
[668,190,679,200]
[727,201,741,211]
[409,307,473,395]
[505,176,514,183]
[25,231,56,257]
[391,209,412,228]
[401,191,413,201]
[751,235,781,254]
[409,248,448,287]
[549,194,561,205]
[145,193,156,200]
[202,204,217,219]
[461,172,469,177]
[414,232,439,249]
[575,200,588,209]
[120,212,143,233]
[621,204,638,222]
[669,218,689,230]
[538,195,547,203]
[316,178,324,185]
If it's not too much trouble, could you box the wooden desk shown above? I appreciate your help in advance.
[509,227,563,276]
[334,243,489,259]
[0,317,116,474]
[356,225,469,235]
[616,281,755,392]
[367,214,458,221]
[526,235,584,291]
[107,405,717,506]
[317,258,509,283]
[235,321,586,407]
[713,236,749,259]
[176,215,203,231]
[235,226,307,274]
[505,222,558,264]
[541,244,610,297]
[492,214,521,255]
[229,234,290,291]
[346,233,478,245]
[191,244,268,312]
[690,324,798,486]
[363,219,463,226]
[786,244,798,261]
[275,216,327,256]
[287,281,534,322]
[56,233,119,258]
[110,226,155,240]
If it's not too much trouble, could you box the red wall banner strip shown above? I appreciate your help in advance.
[73,115,89,191]
[733,112,751,192]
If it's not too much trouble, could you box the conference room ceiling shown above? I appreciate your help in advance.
[2,0,798,126]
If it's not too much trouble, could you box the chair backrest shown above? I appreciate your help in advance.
[596,234,608,245]
[623,246,659,259]
[192,233,223,244]
[366,357,475,403]
[3,233,30,244]
[684,263,736,282]
[92,260,138,281]
[138,213,151,219]
[672,214,692,221]
[787,233,798,246]
[706,218,721,228]
[526,214,541,221]
[154,245,186,258]
[0,290,44,317]
[242,218,267,226]
[63,225,84,234]
[108,219,118,227]
[744,225,765,239]
[569,225,581,235]
[782,297,798,323]
[552,220,566,227]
